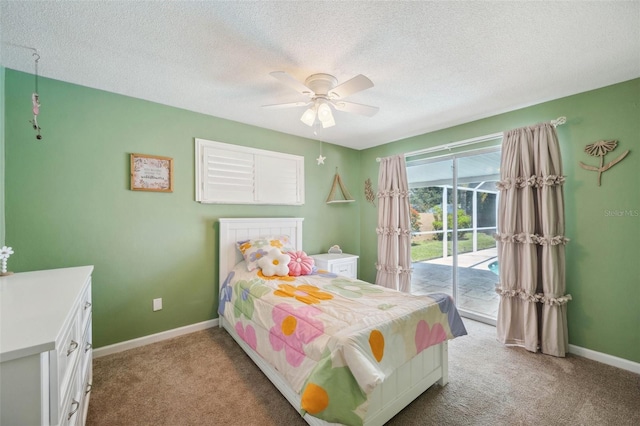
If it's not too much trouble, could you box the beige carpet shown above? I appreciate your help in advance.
[87,320,640,426]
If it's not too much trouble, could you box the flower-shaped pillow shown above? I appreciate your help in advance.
[258,248,290,277]
[287,251,314,276]
[237,235,293,271]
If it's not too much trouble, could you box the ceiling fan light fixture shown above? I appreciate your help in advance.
[266,71,377,131]
[300,106,317,127]
[321,118,335,128]
[317,102,335,128]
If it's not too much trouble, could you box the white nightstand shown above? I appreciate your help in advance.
[311,253,359,279]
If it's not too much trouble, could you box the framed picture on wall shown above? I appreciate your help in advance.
[130,153,174,192]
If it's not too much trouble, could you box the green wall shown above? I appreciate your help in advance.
[360,79,640,363]
[4,70,361,347]
[4,69,639,364]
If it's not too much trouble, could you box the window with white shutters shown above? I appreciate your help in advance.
[195,139,304,205]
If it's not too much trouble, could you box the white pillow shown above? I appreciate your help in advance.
[257,249,290,277]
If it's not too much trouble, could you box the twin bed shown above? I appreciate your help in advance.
[218,217,466,426]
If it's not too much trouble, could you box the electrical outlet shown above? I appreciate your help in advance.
[153,298,163,311]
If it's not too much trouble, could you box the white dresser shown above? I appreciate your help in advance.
[1,266,94,426]
[310,253,359,279]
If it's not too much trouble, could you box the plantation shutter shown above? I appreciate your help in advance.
[195,139,304,205]
[202,145,255,203]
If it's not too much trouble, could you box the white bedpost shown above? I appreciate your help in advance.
[438,341,449,386]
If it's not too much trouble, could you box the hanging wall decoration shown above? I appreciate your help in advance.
[326,168,354,203]
[364,178,376,207]
[30,51,42,140]
[5,44,44,139]
[579,140,629,186]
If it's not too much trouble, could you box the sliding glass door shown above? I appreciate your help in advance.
[407,147,501,324]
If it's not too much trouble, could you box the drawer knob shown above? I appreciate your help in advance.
[85,383,93,395]
[67,399,80,420]
[84,301,92,310]
[67,340,79,356]
[85,342,93,353]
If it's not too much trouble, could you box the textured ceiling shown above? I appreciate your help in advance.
[1,1,639,150]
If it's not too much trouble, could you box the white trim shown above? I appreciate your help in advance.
[404,132,503,159]
[569,344,640,375]
[93,319,218,358]
[376,116,567,162]
[92,318,640,377]
[377,133,502,163]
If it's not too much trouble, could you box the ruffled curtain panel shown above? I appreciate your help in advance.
[495,122,571,357]
[376,155,412,292]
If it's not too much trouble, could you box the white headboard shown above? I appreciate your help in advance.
[218,218,304,289]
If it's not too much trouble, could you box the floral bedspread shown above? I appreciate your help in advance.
[218,262,467,425]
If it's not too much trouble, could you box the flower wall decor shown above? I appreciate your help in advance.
[579,140,629,186]
[364,178,376,207]
[0,246,14,276]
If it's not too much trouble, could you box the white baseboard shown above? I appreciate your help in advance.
[94,318,218,358]
[93,319,640,376]
[569,344,640,375]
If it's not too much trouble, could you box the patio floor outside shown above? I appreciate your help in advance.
[411,247,500,319]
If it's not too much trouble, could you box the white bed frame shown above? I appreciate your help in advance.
[218,218,448,426]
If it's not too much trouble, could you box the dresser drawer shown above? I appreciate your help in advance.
[58,318,92,426]
[77,293,93,426]
[56,305,82,404]
[78,355,93,426]
[59,363,82,426]
[79,280,92,333]
[80,318,92,385]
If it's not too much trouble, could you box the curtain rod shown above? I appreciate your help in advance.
[376,116,567,162]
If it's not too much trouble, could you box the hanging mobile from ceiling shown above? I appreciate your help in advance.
[316,140,326,165]
[262,71,379,129]
[30,51,42,140]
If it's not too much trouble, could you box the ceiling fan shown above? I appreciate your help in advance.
[262,71,379,128]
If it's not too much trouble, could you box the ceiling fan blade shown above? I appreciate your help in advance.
[331,100,379,117]
[329,74,374,99]
[269,71,314,96]
[262,101,311,109]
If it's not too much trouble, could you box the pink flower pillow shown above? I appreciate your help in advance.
[287,251,314,276]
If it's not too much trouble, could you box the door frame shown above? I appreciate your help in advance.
[408,145,501,326]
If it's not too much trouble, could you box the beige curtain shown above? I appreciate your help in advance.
[495,122,571,357]
[376,154,412,292]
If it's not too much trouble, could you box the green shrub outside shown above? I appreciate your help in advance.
[431,206,472,240]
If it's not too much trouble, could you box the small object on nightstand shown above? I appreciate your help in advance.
[328,245,342,254]
[311,252,359,279]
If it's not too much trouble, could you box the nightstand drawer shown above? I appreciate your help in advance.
[311,253,359,279]
[331,260,356,278]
